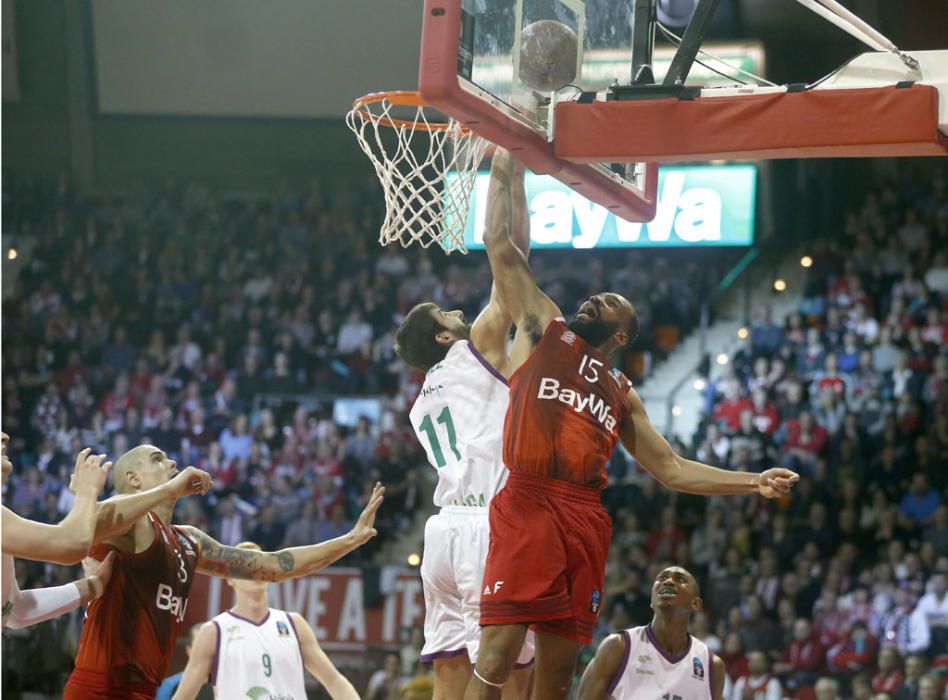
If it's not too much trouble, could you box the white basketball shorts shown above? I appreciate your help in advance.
[419,506,534,667]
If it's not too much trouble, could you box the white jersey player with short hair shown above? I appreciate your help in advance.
[209,608,307,700]
[409,340,533,668]
[607,625,715,700]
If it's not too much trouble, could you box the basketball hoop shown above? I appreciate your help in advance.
[346,91,488,254]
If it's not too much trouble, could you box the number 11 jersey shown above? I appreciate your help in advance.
[408,340,511,508]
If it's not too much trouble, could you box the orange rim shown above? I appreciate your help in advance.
[350,90,475,134]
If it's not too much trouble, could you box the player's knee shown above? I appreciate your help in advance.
[475,645,515,685]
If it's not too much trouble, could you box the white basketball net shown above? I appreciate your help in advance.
[346,94,488,254]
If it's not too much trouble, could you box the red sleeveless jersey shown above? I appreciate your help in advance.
[504,318,633,489]
[67,513,199,693]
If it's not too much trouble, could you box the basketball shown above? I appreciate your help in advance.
[518,20,579,92]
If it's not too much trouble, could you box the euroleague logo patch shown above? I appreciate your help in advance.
[560,330,576,345]
[692,656,705,679]
[590,589,601,614]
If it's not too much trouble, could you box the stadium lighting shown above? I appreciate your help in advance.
[716,353,729,365]
[773,278,787,292]
[737,327,749,339]
[693,378,707,391]
[7,247,17,260]
[671,405,682,417]
[800,255,813,268]
[407,553,421,567]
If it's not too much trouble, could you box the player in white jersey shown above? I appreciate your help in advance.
[395,151,533,699]
[171,542,358,700]
[577,566,726,700]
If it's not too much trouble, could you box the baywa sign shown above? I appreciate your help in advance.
[456,165,756,249]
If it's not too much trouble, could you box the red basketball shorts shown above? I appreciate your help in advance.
[479,471,612,644]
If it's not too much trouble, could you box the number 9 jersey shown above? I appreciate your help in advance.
[408,340,512,509]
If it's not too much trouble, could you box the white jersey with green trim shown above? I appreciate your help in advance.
[408,340,510,508]
[210,608,307,700]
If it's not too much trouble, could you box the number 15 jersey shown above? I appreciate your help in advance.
[504,319,633,489]
[409,340,511,508]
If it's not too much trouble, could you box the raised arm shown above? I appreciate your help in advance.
[470,148,533,375]
[482,149,560,364]
[93,467,213,543]
[291,612,359,700]
[2,449,111,564]
[576,633,626,700]
[619,389,799,497]
[181,483,384,582]
[170,622,216,700]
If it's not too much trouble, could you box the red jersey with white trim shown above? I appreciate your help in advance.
[503,319,633,489]
[67,513,199,690]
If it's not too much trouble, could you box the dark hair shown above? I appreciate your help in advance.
[395,303,450,371]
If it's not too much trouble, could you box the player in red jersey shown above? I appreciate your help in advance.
[63,443,385,700]
[464,148,800,700]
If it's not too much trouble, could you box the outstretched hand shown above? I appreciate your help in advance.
[757,468,800,499]
[350,483,385,546]
[70,448,113,497]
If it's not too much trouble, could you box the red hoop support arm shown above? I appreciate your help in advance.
[418,0,658,222]
[554,84,948,162]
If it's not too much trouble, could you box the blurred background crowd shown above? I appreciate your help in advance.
[3,162,946,699]
[597,165,948,700]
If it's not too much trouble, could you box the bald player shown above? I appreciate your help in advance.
[465,148,799,699]
[63,443,384,700]
[2,431,213,630]
[577,566,725,700]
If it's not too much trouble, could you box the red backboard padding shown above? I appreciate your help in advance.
[554,84,948,162]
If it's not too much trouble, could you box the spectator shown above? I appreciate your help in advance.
[872,648,904,695]
[773,618,825,691]
[729,650,782,700]
[814,677,841,700]
[827,620,879,675]
[366,652,406,700]
[900,474,942,527]
[909,575,948,656]
[894,654,928,700]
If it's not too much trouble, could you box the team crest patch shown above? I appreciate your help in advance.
[560,330,576,345]
[276,620,290,636]
[175,533,196,555]
[693,656,705,679]
[638,654,652,664]
[590,589,601,614]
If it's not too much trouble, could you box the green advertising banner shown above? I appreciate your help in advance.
[457,165,757,250]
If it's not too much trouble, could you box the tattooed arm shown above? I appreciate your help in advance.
[179,483,384,582]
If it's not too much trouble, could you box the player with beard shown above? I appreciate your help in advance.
[576,566,725,700]
[464,149,799,700]
[396,146,534,698]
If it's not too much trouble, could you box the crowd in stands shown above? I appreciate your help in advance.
[598,163,948,700]
[0,172,720,694]
[4,162,944,698]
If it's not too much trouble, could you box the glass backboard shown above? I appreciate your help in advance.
[419,0,659,222]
